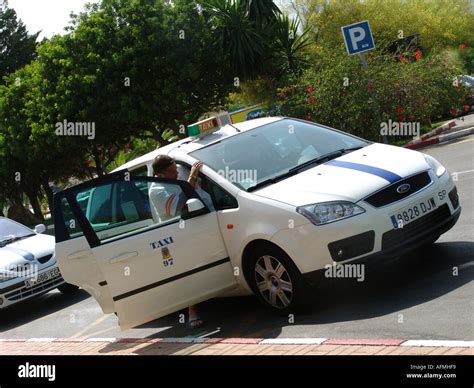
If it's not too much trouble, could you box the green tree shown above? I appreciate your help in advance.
[202,0,274,79]
[0,0,38,82]
[26,0,235,175]
[0,63,49,219]
[1,0,238,215]
[203,0,310,106]
[303,0,474,51]
[459,46,474,74]
[271,14,311,76]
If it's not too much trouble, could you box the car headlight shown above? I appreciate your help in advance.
[0,270,17,282]
[296,201,365,226]
[423,154,446,177]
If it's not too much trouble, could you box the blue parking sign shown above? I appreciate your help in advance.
[341,21,375,55]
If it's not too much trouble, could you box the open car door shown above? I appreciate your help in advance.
[54,171,238,330]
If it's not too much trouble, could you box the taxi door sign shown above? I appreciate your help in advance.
[187,117,220,138]
[161,247,174,267]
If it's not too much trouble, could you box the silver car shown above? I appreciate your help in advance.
[0,217,77,309]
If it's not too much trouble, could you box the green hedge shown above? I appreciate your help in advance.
[275,48,466,143]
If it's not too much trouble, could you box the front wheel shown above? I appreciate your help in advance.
[246,244,310,314]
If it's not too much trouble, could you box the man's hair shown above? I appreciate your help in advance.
[152,155,175,174]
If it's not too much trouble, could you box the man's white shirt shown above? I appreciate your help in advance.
[148,182,184,223]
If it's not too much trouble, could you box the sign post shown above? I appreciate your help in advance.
[342,21,387,144]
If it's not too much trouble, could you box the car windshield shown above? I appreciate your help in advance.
[0,218,35,245]
[190,119,369,190]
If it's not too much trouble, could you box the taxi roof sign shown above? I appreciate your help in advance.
[187,117,220,138]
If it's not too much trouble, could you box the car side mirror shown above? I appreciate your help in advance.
[34,224,46,234]
[181,198,207,220]
[186,198,205,213]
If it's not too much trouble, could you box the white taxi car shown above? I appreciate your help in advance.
[54,117,461,330]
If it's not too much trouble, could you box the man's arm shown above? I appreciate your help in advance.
[188,161,203,188]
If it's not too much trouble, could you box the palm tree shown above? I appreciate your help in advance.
[242,0,281,23]
[202,0,311,89]
[271,14,311,75]
[201,0,279,79]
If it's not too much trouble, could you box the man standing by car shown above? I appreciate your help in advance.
[149,155,205,329]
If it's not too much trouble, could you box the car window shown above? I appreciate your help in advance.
[58,196,84,239]
[129,166,150,197]
[75,179,189,244]
[205,178,238,210]
[87,184,113,224]
[0,218,35,241]
[191,119,368,190]
[175,163,234,211]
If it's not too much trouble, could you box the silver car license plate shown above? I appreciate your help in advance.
[25,267,61,288]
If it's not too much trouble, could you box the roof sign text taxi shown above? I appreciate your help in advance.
[187,117,220,138]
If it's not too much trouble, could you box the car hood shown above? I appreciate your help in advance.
[0,234,55,270]
[252,143,431,206]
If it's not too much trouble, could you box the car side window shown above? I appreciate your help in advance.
[58,196,84,238]
[176,162,237,210]
[74,179,189,244]
[129,165,150,197]
[88,185,113,224]
[176,163,215,211]
[205,178,238,210]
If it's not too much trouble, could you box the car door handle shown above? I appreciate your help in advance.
[67,250,92,260]
[109,251,138,264]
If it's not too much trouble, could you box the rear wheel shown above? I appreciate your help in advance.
[57,283,79,294]
[246,244,310,314]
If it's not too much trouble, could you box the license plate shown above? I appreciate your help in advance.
[25,267,61,288]
[390,197,436,229]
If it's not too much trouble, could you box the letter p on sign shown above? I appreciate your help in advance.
[342,21,375,55]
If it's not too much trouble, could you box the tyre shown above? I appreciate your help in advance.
[246,243,310,314]
[57,283,80,294]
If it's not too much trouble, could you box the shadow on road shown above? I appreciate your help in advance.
[0,289,90,332]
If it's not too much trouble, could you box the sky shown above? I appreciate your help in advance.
[7,0,99,39]
[7,0,474,39]
[7,0,293,40]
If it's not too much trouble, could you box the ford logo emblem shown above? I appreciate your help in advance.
[396,183,411,194]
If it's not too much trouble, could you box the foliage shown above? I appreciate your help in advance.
[0,0,38,82]
[0,0,236,214]
[458,46,474,74]
[304,0,474,51]
[275,47,465,142]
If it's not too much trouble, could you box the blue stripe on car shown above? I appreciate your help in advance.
[325,160,402,183]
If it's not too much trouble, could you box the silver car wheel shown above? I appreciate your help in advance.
[254,255,294,309]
